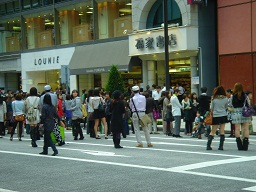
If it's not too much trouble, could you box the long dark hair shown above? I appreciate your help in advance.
[0,95,4,105]
[43,94,52,106]
[212,85,226,99]
[87,89,94,103]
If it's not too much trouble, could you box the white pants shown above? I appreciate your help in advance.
[132,112,151,145]
[147,112,157,133]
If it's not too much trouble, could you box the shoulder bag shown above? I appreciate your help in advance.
[203,111,212,125]
[131,99,151,127]
[242,95,255,117]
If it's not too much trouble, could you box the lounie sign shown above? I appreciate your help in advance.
[34,56,60,65]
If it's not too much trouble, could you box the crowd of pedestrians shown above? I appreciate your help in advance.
[0,82,254,154]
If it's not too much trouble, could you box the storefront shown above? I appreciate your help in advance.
[21,47,75,93]
[129,26,199,93]
[68,37,142,92]
[0,54,21,92]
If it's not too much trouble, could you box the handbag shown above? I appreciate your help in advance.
[153,108,161,119]
[164,107,174,122]
[204,112,212,125]
[242,95,255,117]
[15,115,25,122]
[98,98,106,112]
[140,114,152,127]
[131,99,152,127]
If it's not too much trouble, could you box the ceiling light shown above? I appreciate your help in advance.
[88,7,93,9]
[79,13,84,16]
[126,3,132,6]
[86,11,93,14]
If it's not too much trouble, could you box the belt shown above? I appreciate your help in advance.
[133,111,145,113]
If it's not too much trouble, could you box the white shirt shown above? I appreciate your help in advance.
[129,93,146,112]
[171,95,182,116]
[152,90,162,101]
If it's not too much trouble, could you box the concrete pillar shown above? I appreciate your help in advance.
[142,60,148,89]
[70,75,78,92]
[157,60,166,87]
[190,56,199,95]
[147,61,156,87]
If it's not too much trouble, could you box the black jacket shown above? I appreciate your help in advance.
[198,94,211,115]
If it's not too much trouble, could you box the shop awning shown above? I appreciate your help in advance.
[69,39,133,75]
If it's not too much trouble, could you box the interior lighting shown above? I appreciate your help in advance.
[86,11,93,14]
[126,3,132,6]
[88,7,93,9]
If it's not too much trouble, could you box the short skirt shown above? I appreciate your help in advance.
[231,107,251,124]
[212,116,228,125]
[93,109,106,119]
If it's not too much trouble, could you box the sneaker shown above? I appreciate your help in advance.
[0,136,2,138]
[136,143,143,148]
[147,143,153,147]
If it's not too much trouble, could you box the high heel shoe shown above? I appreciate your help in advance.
[10,137,13,141]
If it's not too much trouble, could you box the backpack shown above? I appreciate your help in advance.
[27,98,38,122]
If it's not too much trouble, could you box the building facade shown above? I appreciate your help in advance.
[218,0,256,102]
[0,0,218,94]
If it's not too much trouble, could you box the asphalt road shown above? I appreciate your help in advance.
[1,129,256,192]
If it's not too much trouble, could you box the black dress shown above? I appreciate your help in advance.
[110,100,125,147]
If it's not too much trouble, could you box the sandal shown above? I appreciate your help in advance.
[95,136,101,139]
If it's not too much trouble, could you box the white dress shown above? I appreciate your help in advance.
[25,96,40,124]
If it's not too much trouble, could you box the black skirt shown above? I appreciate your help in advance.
[212,116,228,125]
[93,109,106,119]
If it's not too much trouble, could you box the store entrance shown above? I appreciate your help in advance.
[169,58,191,92]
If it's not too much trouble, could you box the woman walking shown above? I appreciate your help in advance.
[206,86,228,150]
[64,94,72,130]
[25,87,40,147]
[40,94,64,156]
[71,89,84,140]
[11,94,25,141]
[110,90,125,148]
[231,83,252,151]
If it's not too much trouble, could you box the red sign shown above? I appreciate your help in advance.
[188,0,204,4]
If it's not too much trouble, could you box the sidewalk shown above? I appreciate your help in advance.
[155,117,256,134]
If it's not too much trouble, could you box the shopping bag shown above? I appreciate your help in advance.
[51,126,65,144]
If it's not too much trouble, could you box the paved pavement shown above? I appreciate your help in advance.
[1,128,256,192]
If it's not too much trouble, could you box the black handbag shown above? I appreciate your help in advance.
[98,98,106,112]
[164,107,174,122]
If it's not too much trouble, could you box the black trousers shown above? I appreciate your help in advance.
[112,131,121,147]
[11,121,23,138]
[0,122,5,136]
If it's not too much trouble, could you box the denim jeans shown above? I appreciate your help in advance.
[43,130,58,153]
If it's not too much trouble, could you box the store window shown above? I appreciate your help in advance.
[0,18,21,53]
[96,0,132,39]
[0,4,6,16]
[24,10,54,49]
[146,0,182,29]
[22,0,31,10]
[57,1,93,45]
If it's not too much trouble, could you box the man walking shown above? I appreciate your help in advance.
[129,86,153,148]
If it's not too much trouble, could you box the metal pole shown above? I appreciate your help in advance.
[163,0,170,90]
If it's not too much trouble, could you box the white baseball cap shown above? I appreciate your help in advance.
[44,85,51,91]
[132,85,140,91]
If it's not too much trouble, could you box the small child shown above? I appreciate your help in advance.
[192,111,202,138]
